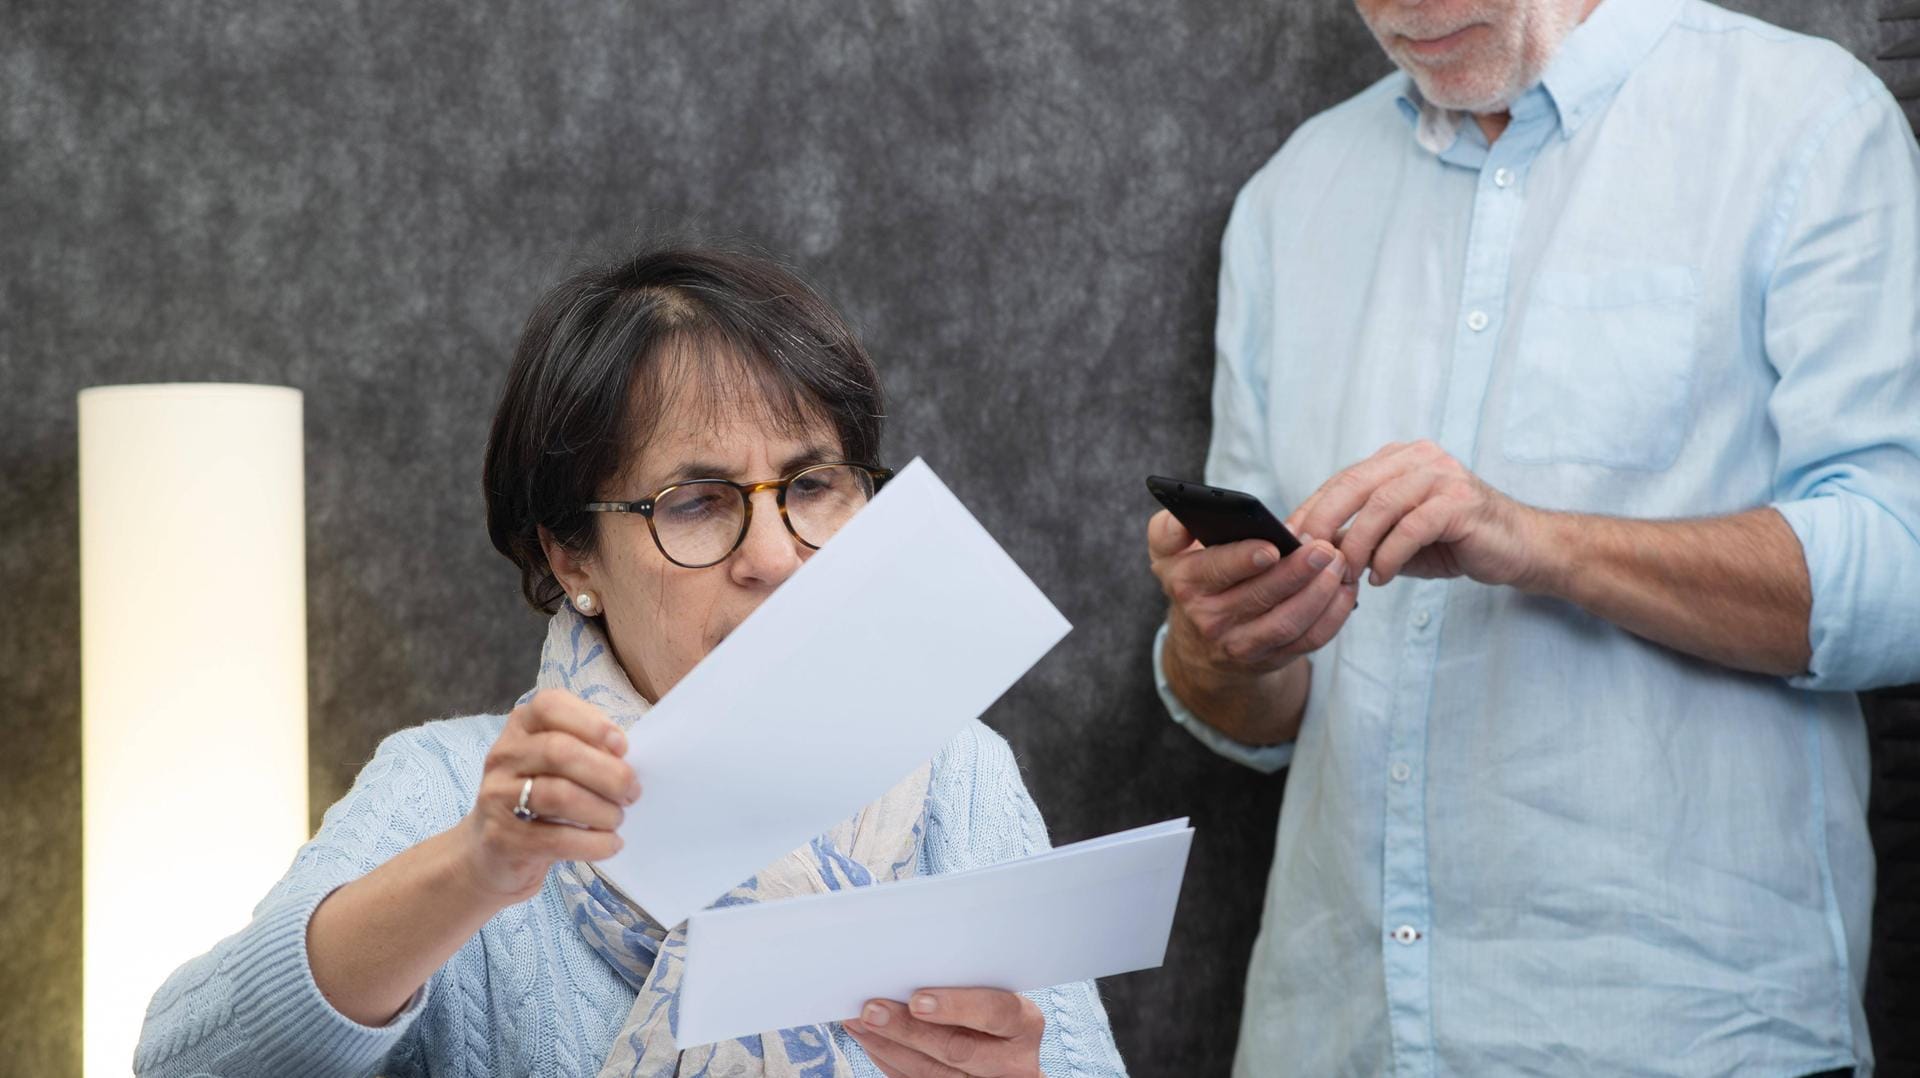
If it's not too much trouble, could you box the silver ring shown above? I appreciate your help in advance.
[513,776,540,822]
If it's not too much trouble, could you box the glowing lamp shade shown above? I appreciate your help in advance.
[79,384,308,1077]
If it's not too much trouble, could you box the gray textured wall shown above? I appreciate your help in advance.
[2,1,1912,1074]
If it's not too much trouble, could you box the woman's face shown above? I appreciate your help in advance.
[544,373,848,703]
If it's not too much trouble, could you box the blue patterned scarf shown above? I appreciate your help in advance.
[525,604,931,1078]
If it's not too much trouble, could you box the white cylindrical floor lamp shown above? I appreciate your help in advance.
[79,384,308,1077]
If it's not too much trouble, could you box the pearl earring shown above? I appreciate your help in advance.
[574,592,598,616]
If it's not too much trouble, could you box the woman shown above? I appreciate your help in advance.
[135,246,1128,1077]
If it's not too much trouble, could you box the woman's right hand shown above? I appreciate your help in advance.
[457,688,640,904]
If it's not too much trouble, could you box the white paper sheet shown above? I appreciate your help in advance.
[596,458,1072,928]
[675,819,1195,1048]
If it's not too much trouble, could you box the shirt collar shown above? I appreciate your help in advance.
[1394,0,1683,152]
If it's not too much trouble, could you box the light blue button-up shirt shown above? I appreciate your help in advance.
[1153,1,1920,1074]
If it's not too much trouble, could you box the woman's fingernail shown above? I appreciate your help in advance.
[863,1003,889,1027]
[1307,546,1334,571]
[606,727,627,754]
[910,994,937,1016]
[626,778,643,804]
[1253,547,1277,568]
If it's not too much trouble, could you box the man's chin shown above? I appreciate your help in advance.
[1403,64,1524,113]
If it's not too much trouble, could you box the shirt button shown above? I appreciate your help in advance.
[1466,310,1490,332]
[1393,925,1423,945]
[1391,762,1412,783]
[1493,167,1514,188]
[1412,609,1431,629]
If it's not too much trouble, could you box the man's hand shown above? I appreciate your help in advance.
[1288,439,1814,676]
[844,988,1045,1077]
[1288,440,1546,590]
[1149,510,1356,674]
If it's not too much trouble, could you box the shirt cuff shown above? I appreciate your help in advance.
[224,883,432,1077]
[1772,492,1920,692]
[1152,621,1294,773]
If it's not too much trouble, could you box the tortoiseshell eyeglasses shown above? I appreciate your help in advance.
[582,462,893,569]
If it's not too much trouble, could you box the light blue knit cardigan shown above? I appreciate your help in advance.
[134,715,1129,1077]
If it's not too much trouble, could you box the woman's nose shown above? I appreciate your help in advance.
[727,489,804,587]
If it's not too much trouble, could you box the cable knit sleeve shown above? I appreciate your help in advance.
[919,721,1131,1078]
[134,721,476,1078]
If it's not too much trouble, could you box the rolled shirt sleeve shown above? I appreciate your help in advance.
[1764,75,1920,692]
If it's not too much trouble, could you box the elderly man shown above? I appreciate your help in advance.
[1149,0,1920,1074]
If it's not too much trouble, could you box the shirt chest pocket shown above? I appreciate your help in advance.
[1501,266,1699,471]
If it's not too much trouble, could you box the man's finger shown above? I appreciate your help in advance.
[1163,539,1282,601]
[1147,510,1197,561]
[1337,468,1442,584]
[1294,442,1426,545]
[1288,441,1410,532]
[1284,492,1322,536]
[1368,500,1456,585]
[1283,579,1361,655]
[1215,550,1347,663]
[1210,539,1340,623]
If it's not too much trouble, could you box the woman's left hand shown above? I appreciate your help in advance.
[843,988,1044,1077]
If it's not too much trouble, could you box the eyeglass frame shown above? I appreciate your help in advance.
[580,461,894,569]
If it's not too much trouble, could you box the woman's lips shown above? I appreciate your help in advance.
[1399,23,1487,60]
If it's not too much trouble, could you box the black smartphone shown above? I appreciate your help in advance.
[1146,475,1302,557]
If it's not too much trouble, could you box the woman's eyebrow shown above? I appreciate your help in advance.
[648,446,836,489]
[666,460,732,483]
[776,446,837,475]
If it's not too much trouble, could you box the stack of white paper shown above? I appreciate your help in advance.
[600,458,1073,928]
[676,819,1195,1048]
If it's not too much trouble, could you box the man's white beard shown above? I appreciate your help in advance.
[1369,0,1586,114]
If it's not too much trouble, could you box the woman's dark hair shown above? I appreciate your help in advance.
[483,244,885,613]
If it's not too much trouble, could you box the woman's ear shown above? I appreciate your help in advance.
[538,525,594,603]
